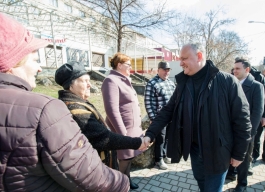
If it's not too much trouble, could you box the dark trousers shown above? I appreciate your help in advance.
[252,123,264,159]
[262,139,265,160]
[228,139,254,186]
[154,126,168,162]
[190,143,227,192]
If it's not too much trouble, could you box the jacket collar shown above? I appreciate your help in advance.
[173,60,219,105]
[58,89,95,106]
[58,90,86,102]
[154,74,170,82]
[109,70,132,85]
[109,70,128,80]
[175,60,219,85]
[0,73,32,91]
[242,74,254,92]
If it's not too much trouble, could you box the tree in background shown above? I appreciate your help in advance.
[81,0,175,52]
[169,8,248,71]
[170,14,201,54]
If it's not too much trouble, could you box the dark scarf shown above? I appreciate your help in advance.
[58,90,119,170]
[190,64,208,144]
[182,64,209,159]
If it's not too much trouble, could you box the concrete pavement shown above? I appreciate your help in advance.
[131,133,265,192]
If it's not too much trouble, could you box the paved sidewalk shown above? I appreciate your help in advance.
[131,133,265,192]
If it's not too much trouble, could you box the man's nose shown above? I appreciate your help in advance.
[88,81,91,87]
[37,66,42,73]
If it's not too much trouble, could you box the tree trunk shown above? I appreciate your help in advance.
[117,32,122,52]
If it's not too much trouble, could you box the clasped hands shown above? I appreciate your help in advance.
[138,136,152,151]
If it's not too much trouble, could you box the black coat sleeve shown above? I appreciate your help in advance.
[257,74,265,118]
[228,78,252,161]
[145,86,177,142]
[250,82,264,136]
[73,113,142,151]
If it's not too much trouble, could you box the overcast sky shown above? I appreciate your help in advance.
[153,0,265,65]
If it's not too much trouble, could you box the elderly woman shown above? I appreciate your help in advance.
[0,13,129,191]
[101,52,143,190]
[55,61,145,171]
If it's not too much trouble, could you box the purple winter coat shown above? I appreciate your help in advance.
[0,73,129,192]
[101,70,143,160]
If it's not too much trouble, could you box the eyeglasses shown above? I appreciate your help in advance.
[122,62,132,67]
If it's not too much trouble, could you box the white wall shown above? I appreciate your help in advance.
[168,61,182,82]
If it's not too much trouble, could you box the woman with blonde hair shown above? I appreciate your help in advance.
[102,52,143,190]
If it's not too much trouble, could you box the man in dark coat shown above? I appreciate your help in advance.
[249,66,265,163]
[143,43,252,192]
[226,59,264,192]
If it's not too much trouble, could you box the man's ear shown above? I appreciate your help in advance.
[246,67,250,73]
[197,52,203,62]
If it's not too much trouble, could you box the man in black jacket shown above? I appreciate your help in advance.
[227,59,264,192]
[143,43,252,192]
[249,66,265,163]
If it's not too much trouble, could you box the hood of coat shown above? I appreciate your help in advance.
[0,72,32,91]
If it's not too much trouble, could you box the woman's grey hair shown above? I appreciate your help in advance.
[67,79,76,90]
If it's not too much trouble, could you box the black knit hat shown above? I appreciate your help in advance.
[55,61,88,90]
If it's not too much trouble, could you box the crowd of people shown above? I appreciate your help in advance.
[0,12,264,192]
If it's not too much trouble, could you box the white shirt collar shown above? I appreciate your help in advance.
[240,77,247,84]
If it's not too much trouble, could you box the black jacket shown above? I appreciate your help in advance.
[58,90,141,168]
[241,74,264,136]
[145,60,252,174]
[250,67,265,117]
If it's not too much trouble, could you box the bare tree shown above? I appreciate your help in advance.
[170,14,201,54]
[199,9,235,58]
[169,8,249,71]
[81,0,175,52]
[209,31,248,70]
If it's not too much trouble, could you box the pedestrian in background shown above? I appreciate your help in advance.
[249,66,265,164]
[144,61,175,170]
[226,59,264,192]
[101,52,144,190]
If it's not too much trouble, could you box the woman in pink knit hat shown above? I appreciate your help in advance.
[0,13,130,191]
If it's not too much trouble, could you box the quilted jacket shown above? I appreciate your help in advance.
[0,73,129,192]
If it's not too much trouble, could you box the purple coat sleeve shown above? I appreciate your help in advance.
[38,99,129,192]
[101,77,128,135]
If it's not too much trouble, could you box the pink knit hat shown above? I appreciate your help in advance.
[0,13,49,72]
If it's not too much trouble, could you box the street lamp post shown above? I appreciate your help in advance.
[248,21,265,70]
[248,21,265,24]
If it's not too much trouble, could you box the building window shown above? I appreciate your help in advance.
[48,0,58,7]
[66,48,89,67]
[64,3,72,13]
[79,10,85,18]
[45,45,63,68]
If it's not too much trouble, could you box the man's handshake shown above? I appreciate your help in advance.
[138,136,152,151]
